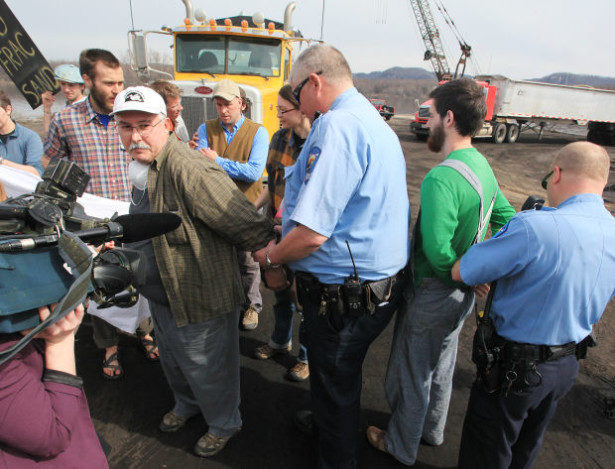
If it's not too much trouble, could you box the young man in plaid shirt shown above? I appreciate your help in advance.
[44,49,158,379]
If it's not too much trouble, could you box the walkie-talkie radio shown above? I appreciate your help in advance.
[342,240,364,317]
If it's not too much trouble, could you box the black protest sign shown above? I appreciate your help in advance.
[0,0,59,109]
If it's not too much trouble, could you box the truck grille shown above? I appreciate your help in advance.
[181,96,253,137]
[418,106,430,118]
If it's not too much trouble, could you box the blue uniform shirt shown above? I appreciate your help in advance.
[282,87,410,284]
[195,115,268,182]
[1,123,44,175]
[460,194,615,345]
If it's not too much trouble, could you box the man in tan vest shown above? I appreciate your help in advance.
[195,79,269,330]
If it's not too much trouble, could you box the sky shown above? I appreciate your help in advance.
[4,0,615,80]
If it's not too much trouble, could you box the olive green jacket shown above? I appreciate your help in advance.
[148,136,274,326]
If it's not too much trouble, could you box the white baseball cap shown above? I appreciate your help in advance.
[112,86,167,116]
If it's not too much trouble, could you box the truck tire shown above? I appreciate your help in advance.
[505,124,520,143]
[492,123,507,144]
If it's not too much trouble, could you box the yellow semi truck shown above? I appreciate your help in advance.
[128,1,309,139]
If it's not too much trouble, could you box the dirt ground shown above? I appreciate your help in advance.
[63,116,615,468]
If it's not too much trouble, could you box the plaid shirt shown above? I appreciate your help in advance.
[149,136,275,326]
[44,98,131,202]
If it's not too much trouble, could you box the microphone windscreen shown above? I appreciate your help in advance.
[114,212,182,243]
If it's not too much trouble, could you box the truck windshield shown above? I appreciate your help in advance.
[176,34,281,77]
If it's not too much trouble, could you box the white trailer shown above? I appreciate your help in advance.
[474,75,615,144]
[411,76,615,144]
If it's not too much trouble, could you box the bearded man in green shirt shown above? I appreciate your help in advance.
[367,78,516,465]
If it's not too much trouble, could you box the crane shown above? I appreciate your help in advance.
[408,0,472,81]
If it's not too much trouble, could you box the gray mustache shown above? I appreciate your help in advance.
[129,142,151,151]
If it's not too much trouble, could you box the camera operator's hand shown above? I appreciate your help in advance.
[37,304,84,376]
[36,304,84,345]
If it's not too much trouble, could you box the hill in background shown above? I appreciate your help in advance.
[529,72,615,89]
[354,66,435,81]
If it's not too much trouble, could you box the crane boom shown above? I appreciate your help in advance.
[409,0,450,81]
[408,0,471,82]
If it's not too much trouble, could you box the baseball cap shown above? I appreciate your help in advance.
[112,86,167,116]
[54,64,84,84]
[213,79,242,101]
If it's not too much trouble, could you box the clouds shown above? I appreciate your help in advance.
[6,0,615,80]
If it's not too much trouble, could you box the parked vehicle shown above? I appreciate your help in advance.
[128,1,313,139]
[369,98,395,120]
[411,75,615,144]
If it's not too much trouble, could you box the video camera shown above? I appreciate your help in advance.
[0,158,180,358]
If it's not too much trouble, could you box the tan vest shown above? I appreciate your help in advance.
[206,118,263,203]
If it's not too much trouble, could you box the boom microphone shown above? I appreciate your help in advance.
[0,212,181,252]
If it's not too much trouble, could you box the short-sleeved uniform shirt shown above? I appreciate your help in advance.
[460,194,615,345]
[282,87,410,284]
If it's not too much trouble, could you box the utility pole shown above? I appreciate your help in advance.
[320,0,325,40]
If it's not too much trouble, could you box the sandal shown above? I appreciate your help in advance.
[102,351,123,380]
[139,335,160,362]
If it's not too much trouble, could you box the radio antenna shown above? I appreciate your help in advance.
[345,240,359,279]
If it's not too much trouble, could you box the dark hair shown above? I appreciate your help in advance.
[0,90,11,109]
[79,49,121,79]
[428,78,487,136]
[278,84,299,109]
[238,87,251,115]
[149,79,182,105]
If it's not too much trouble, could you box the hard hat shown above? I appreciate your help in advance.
[54,64,84,84]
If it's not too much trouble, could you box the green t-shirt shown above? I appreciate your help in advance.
[413,147,516,288]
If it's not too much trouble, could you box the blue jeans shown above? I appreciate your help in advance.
[148,301,241,437]
[385,278,474,465]
[301,279,403,469]
[458,355,578,469]
[270,287,308,363]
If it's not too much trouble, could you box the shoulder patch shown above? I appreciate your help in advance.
[493,221,510,238]
[304,146,321,183]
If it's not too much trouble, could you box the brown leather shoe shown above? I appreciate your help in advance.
[253,343,291,360]
[241,306,259,330]
[159,411,188,432]
[285,362,309,381]
[193,429,239,457]
[366,426,387,453]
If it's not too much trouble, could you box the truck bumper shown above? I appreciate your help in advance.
[410,121,429,135]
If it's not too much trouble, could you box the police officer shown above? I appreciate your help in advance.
[452,141,615,468]
[253,43,410,468]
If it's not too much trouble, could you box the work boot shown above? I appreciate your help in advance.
[193,430,238,457]
[253,343,291,360]
[241,306,259,330]
[159,411,189,432]
[285,362,309,381]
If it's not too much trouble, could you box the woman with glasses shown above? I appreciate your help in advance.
[252,84,311,381]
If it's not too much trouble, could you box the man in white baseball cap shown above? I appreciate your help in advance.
[113,85,275,458]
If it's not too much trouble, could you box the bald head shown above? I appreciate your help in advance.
[553,142,610,185]
[290,43,353,86]
[546,141,611,206]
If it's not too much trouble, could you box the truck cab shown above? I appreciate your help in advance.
[129,2,304,140]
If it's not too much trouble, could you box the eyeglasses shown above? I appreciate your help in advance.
[541,168,563,190]
[117,118,164,137]
[292,70,323,104]
[276,106,296,115]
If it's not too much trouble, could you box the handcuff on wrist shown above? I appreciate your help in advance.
[265,250,281,269]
